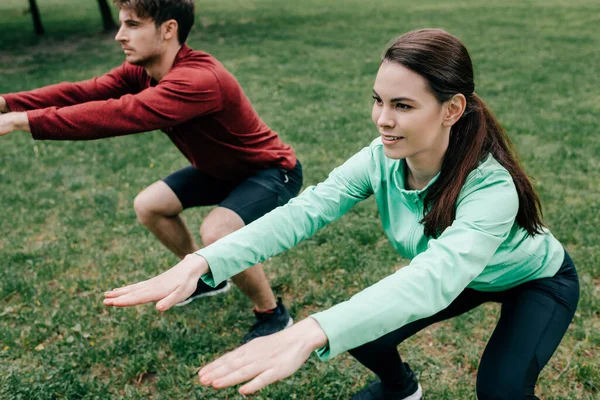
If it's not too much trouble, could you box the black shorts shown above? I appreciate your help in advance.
[162,162,303,225]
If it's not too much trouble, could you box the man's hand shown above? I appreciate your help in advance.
[0,112,30,136]
[0,97,9,113]
[199,318,328,395]
[104,253,210,311]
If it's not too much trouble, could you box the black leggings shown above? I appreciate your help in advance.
[348,251,579,400]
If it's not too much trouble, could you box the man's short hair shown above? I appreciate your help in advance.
[113,0,195,44]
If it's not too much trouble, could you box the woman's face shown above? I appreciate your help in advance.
[371,61,451,165]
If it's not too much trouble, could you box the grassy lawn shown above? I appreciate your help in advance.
[1,0,599,398]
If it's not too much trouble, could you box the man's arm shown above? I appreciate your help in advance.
[2,64,139,112]
[0,112,30,136]
[27,67,222,141]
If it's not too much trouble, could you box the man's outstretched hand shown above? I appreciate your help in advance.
[0,112,30,136]
[104,254,210,311]
[0,96,9,113]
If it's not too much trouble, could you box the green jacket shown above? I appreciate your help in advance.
[197,138,564,360]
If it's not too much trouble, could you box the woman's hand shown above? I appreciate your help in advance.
[103,254,209,311]
[199,317,328,395]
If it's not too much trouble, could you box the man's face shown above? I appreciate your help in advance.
[115,9,163,66]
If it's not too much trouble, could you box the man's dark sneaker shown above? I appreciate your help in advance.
[241,297,293,344]
[175,279,231,307]
[351,363,422,400]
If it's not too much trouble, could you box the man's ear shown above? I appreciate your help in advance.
[442,93,467,128]
[162,19,179,41]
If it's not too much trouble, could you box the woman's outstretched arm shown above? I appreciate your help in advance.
[103,146,375,310]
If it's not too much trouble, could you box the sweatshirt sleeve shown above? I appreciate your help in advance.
[310,169,519,360]
[3,64,139,112]
[24,67,222,140]
[195,146,374,286]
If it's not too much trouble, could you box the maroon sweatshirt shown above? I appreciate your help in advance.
[4,45,296,181]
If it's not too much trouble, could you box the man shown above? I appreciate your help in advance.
[0,0,302,343]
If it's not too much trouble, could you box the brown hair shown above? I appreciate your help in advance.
[113,0,195,44]
[383,28,545,237]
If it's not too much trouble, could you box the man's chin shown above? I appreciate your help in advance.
[125,56,147,67]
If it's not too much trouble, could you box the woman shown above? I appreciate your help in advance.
[104,29,579,400]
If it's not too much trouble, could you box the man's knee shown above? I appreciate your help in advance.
[200,226,224,246]
[133,182,182,226]
[133,192,158,225]
[200,207,244,246]
[199,225,230,246]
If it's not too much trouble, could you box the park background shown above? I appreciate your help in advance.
[0,0,598,398]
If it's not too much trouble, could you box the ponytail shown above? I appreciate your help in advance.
[421,94,546,237]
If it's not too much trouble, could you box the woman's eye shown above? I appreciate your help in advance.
[396,103,411,110]
[372,96,382,105]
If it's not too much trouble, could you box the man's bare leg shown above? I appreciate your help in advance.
[200,207,277,312]
[134,181,198,259]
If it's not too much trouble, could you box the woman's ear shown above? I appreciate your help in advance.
[442,93,467,127]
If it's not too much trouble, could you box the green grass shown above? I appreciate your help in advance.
[1,0,599,398]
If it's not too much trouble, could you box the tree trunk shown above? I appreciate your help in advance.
[29,0,45,35]
[97,0,117,32]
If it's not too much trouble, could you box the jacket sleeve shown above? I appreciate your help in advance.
[310,170,519,360]
[24,67,222,140]
[196,146,374,286]
[3,64,139,112]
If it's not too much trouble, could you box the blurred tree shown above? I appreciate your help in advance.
[28,0,117,36]
[98,0,117,31]
[29,0,44,35]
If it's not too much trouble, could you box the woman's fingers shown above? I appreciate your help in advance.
[199,333,308,392]
[210,361,266,388]
[103,288,157,307]
[199,346,245,379]
[155,286,185,311]
[239,368,281,395]
[103,273,177,307]
[199,350,248,385]
[104,282,187,309]
[198,362,220,382]
[103,255,209,309]
[103,280,147,298]
[202,352,280,391]
[199,319,327,393]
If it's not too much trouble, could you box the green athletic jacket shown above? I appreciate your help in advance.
[196,138,564,360]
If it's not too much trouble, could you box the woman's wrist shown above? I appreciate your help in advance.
[297,317,328,351]
[186,253,210,278]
